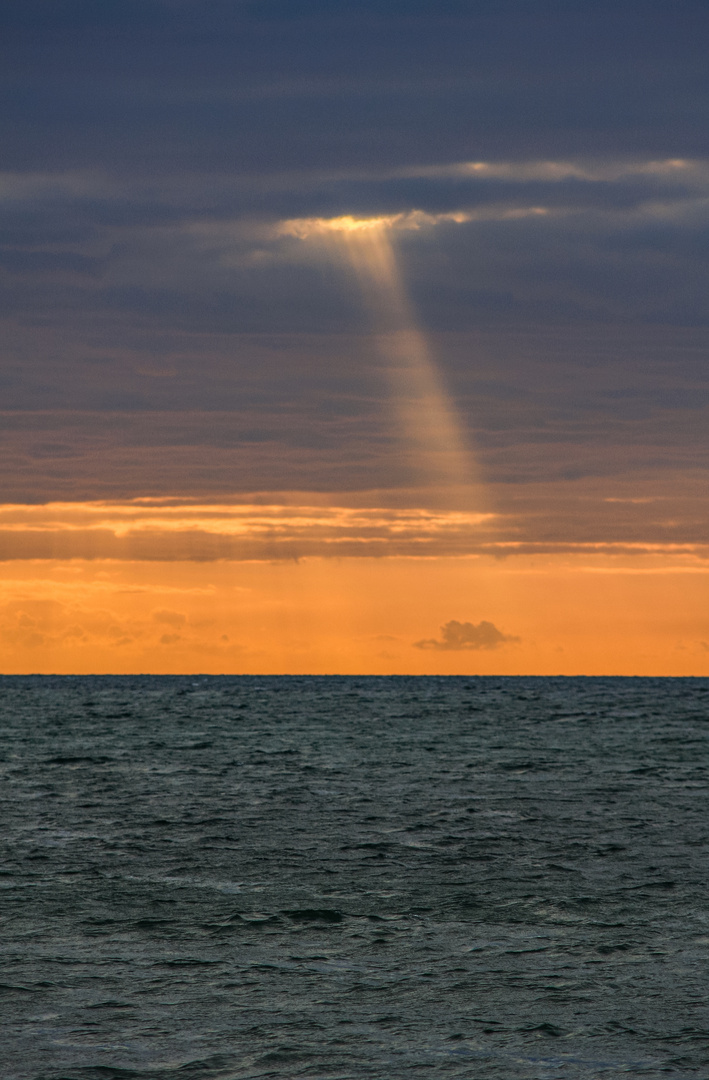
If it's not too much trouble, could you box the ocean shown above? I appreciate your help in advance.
[1,675,707,1079]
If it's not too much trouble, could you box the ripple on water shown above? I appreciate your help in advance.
[0,674,707,1079]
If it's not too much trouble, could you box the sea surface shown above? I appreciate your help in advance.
[1,675,708,1079]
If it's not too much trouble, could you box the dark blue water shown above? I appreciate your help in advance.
[1,676,708,1079]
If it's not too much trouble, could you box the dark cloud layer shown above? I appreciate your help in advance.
[1,0,708,548]
[2,170,709,339]
[2,1,707,171]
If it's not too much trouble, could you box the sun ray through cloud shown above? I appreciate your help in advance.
[280,213,484,512]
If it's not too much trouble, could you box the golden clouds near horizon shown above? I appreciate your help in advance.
[0,500,494,560]
[3,549,709,676]
[5,498,707,562]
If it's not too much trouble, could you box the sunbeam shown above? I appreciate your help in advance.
[281,213,483,510]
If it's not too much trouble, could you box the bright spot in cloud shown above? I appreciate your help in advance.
[278,210,471,239]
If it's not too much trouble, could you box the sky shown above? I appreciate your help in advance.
[2,0,709,674]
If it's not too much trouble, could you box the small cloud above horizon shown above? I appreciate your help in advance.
[414,619,520,651]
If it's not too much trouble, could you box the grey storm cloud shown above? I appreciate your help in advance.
[414,619,520,651]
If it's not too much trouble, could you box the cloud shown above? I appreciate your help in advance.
[0,499,494,561]
[3,1,708,178]
[414,618,519,651]
[278,210,472,239]
[2,158,708,344]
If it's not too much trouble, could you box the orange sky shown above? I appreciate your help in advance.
[2,503,709,674]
